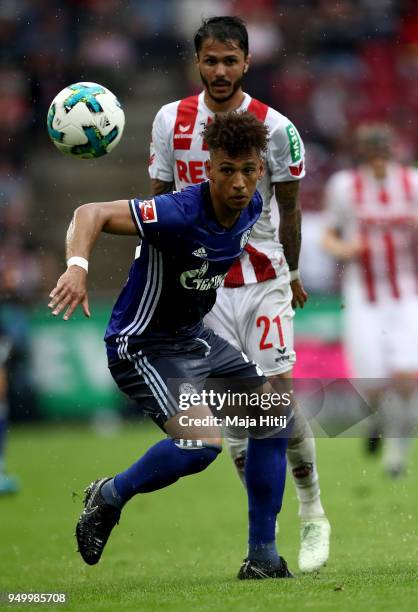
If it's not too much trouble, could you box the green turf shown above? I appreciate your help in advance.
[0,424,417,611]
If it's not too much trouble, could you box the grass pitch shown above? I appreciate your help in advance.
[1,423,417,611]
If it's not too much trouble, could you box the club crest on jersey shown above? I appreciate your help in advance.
[180,260,226,291]
[288,161,304,177]
[139,199,158,223]
[240,229,252,249]
[192,246,208,258]
[179,382,197,395]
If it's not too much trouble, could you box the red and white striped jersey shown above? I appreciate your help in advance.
[149,91,305,287]
[324,163,418,302]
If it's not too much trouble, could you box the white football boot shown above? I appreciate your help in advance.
[298,517,331,572]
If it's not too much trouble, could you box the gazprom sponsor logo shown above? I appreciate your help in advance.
[286,123,301,162]
[180,261,226,291]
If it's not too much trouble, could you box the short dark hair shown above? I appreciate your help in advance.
[194,16,249,56]
[202,111,268,157]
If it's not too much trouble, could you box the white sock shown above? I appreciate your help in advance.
[287,408,326,519]
[287,436,325,518]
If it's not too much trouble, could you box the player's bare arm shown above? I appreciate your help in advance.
[150,178,175,196]
[48,200,136,321]
[322,227,365,260]
[275,181,308,308]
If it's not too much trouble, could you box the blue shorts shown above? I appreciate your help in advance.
[108,327,266,429]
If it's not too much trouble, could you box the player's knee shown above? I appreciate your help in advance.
[292,462,314,480]
[174,439,222,474]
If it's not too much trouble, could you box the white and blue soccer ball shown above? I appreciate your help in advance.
[47,82,125,158]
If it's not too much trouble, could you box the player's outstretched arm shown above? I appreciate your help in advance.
[275,181,308,309]
[321,227,365,261]
[48,199,136,320]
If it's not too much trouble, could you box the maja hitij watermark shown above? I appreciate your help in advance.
[177,387,292,430]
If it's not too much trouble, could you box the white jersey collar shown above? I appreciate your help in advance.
[199,91,251,116]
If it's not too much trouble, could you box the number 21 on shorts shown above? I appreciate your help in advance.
[257,315,285,350]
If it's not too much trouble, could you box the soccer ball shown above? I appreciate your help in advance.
[47,82,125,158]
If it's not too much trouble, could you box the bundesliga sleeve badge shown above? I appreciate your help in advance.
[288,161,304,177]
[139,199,158,223]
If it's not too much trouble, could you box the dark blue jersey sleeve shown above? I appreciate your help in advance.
[129,192,188,245]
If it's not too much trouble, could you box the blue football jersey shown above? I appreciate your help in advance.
[105,182,262,356]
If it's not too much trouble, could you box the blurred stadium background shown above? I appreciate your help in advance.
[3,0,418,420]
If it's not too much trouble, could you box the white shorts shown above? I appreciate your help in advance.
[204,279,295,376]
[344,294,418,379]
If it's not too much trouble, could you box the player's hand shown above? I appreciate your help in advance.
[291,278,308,309]
[48,266,90,321]
[338,237,365,261]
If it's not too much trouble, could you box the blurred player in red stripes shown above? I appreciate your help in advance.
[322,123,418,476]
[149,16,330,571]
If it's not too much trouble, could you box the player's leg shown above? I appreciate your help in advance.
[230,280,330,572]
[381,377,417,476]
[206,328,292,578]
[241,428,293,579]
[108,404,222,503]
[343,297,387,451]
[76,346,222,565]
[76,408,222,566]
[381,298,418,476]
[204,288,248,482]
[342,296,418,478]
[268,369,330,572]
